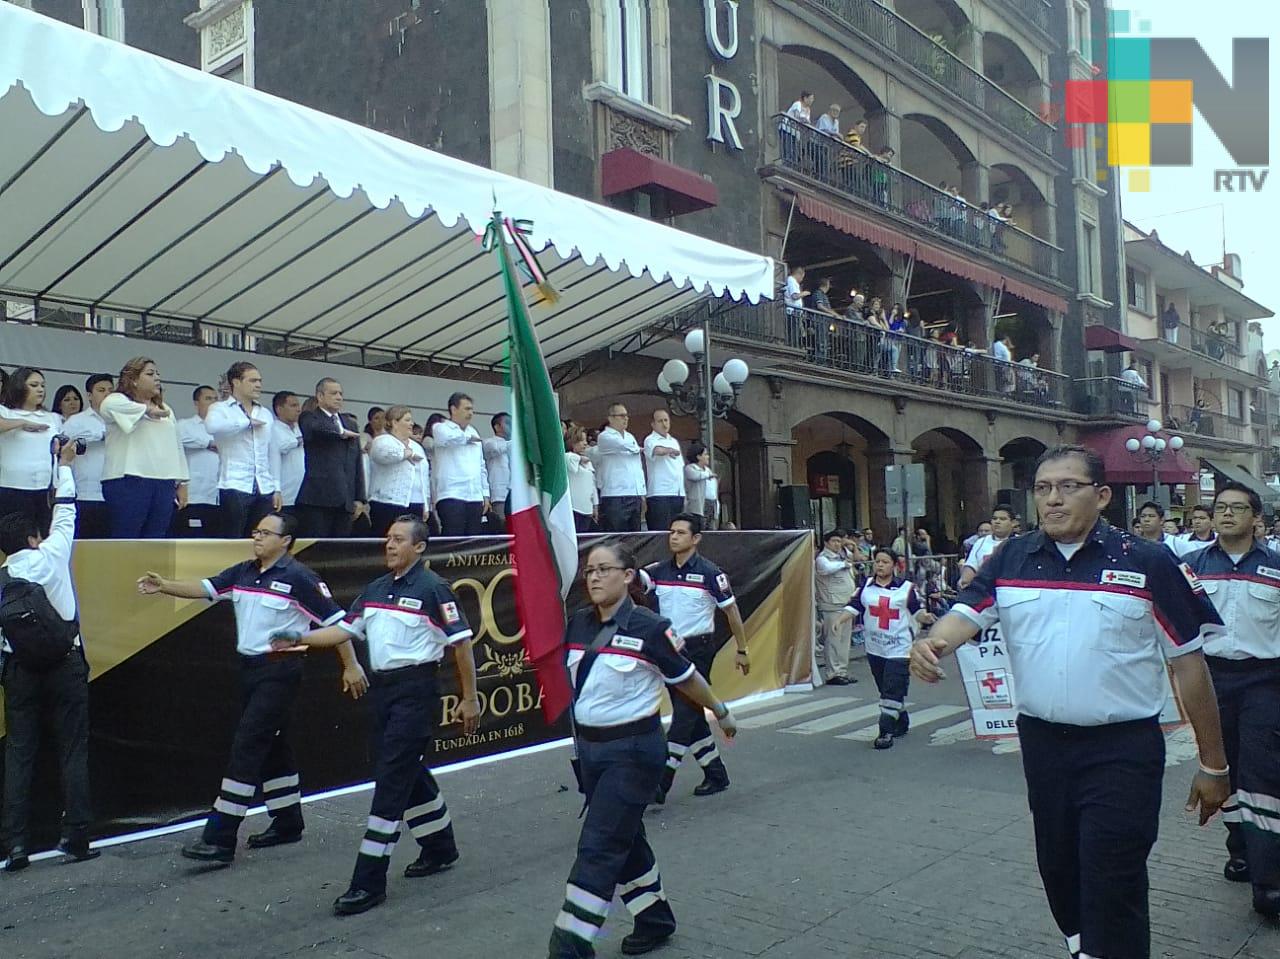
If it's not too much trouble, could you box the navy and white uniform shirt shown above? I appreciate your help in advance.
[566,598,696,728]
[202,555,345,657]
[643,553,735,639]
[847,577,920,659]
[953,520,1222,726]
[1185,541,1280,661]
[338,560,473,672]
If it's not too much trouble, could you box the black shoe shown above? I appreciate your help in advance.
[895,714,910,737]
[3,845,29,873]
[58,838,101,863]
[692,777,729,797]
[404,848,458,878]
[333,886,386,916]
[1224,857,1251,883]
[873,733,894,750]
[621,928,674,955]
[826,675,851,686]
[180,839,234,864]
[246,823,303,849]
[1253,887,1280,919]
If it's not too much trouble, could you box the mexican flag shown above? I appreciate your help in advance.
[492,219,577,723]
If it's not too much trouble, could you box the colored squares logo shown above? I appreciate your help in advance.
[1150,81,1192,123]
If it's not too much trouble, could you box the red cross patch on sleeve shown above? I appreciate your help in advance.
[1178,563,1205,594]
[318,582,332,599]
[441,601,461,624]
[665,628,684,652]
[716,573,730,592]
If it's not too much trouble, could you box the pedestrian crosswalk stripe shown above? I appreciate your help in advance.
[835,705,967,742]
[781,703,900,735]
[737,698,850,728]
[731,692,812,717]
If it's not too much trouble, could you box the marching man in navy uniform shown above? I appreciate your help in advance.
[838,547,935,749]
[549,542,738,958]
[1184,481,1280,918]
[137,512,366,863]
[269,514,479,916]
[910,445,1230,959]
[642,512,748,802]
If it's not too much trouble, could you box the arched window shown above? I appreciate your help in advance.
[604,0,653,102]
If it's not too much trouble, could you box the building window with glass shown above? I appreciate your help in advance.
[82,0,124,40]
[1070,1,1091,58]
[604,0,653,103]
[1081,221,1100,294]
[1126,267,1150,314]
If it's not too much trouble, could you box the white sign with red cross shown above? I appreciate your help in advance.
[955,641,1020,740]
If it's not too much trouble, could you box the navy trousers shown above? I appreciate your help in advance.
[550,724,676,958]
[599,496,641,533]
[351,663,455,895]
[1018,714,1164,959]
[1210,657,1280,893]
[662,635,727,794]
[436,498,484,537]
[867,654,911,736]
[202,656,304,848]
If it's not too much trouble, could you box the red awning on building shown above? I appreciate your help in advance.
[1081,427,1198,486]
[1084,324,1139,353]
[795,193,1068,314]
[601,148,719,216]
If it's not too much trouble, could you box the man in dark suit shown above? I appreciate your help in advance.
[295,378,366,538]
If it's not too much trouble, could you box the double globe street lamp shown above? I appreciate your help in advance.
[1125,418,1185,501]
[656,327,749,450]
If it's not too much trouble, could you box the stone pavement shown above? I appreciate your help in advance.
[1,654,1276,959]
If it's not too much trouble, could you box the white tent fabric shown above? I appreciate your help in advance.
[0,4,773,369]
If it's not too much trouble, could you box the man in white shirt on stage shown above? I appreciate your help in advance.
[643,409,684,534]
[432,392,489,537]
[175,385,221,538]
[205,362,281,538]
[271,391,305,515]
[482,412,511,532]
[60,373,114,539]
[596,402,646,532]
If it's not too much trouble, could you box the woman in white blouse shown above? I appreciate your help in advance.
[100,357,189,538]
[367,405,431,536]
[683,441,716,528]
[564,425,598,533]
[0,366,63,533]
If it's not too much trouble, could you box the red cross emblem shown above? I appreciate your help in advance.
[1103,571,1117,583]
[869,595,901,630]
[980,672,1004,695]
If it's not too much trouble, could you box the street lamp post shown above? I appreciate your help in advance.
[656,320,750,451]
[1125,418,1185,505]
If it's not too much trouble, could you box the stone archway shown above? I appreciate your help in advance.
[912,425,987,550]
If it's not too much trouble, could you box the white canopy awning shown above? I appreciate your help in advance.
[0,5,773,370]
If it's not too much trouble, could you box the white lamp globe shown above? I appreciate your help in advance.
[662,359,690,386]
[1141,434,1157,450]
[657,372,672,394]
[683,329,706,356]
[1169,435,1184,451]
[713,373,734,396]
[722,358,750,385]
[1154,438,1167,452]
[1125,438,1141,453]
[1146,418,1162,433]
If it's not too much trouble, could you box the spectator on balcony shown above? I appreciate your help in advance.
[838,119,869,193]
[844,292,866,323]
[808,278,839,362]
[817,103,841,137]
[886,305,907,374]
[785,90,813,124]
[992,335,1016,394]
[784,265,808,347]
[1161,302,1181,344]
[780,90,813,165]
[870,147,894,207]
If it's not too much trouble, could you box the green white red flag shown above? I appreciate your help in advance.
[489,215,577,723]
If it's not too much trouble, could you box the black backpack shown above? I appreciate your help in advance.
[0,568,77,671]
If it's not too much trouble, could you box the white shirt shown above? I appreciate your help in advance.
[204,397,279,494]
[1120,368,1147,389]
[644,432,684,497]
[99,394,188,482]
[0,407,61,490]
[368,434,431,508]
[566,451,598,515]
[177,415,220,507]
[482,435,511,503]
[784,275,804,309]
[271,420,304,507]
[785,100,811,123]
[61,408,108,502]
[431,420,489,502]
[817,113,839,135]
[1,467,78,653]
[595,427,645,497]
[992,340,1012,363]
[963,534,1011,572]
[684,463,713,514]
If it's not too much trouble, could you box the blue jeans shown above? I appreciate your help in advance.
[102,475,176,539]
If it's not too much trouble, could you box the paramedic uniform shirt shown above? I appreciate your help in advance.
[1187,541,1280,661]
[339,561,473,671]
[202,555,344,656]
[953,520,1222,726]
[645,554,736,639]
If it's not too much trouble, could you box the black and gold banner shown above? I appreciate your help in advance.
[1,531,813,848]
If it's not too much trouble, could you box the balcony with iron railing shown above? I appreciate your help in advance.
[1076,376,1151,420]
[1164,404,1246,443]
[687,300,1069,410]
[991,0,1054,36]
[797,0,1055,155]
[1138,320,1261,380]
[769,116,1062,281]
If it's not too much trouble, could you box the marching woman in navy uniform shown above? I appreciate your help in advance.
[549,542,738,958]
[1184,481,1280,918]
[839,548,935,749]
[137,512,366,864]
[911,446,1229,959]
[270,514,480,916]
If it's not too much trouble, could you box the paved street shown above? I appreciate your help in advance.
[1,654,1276,959]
